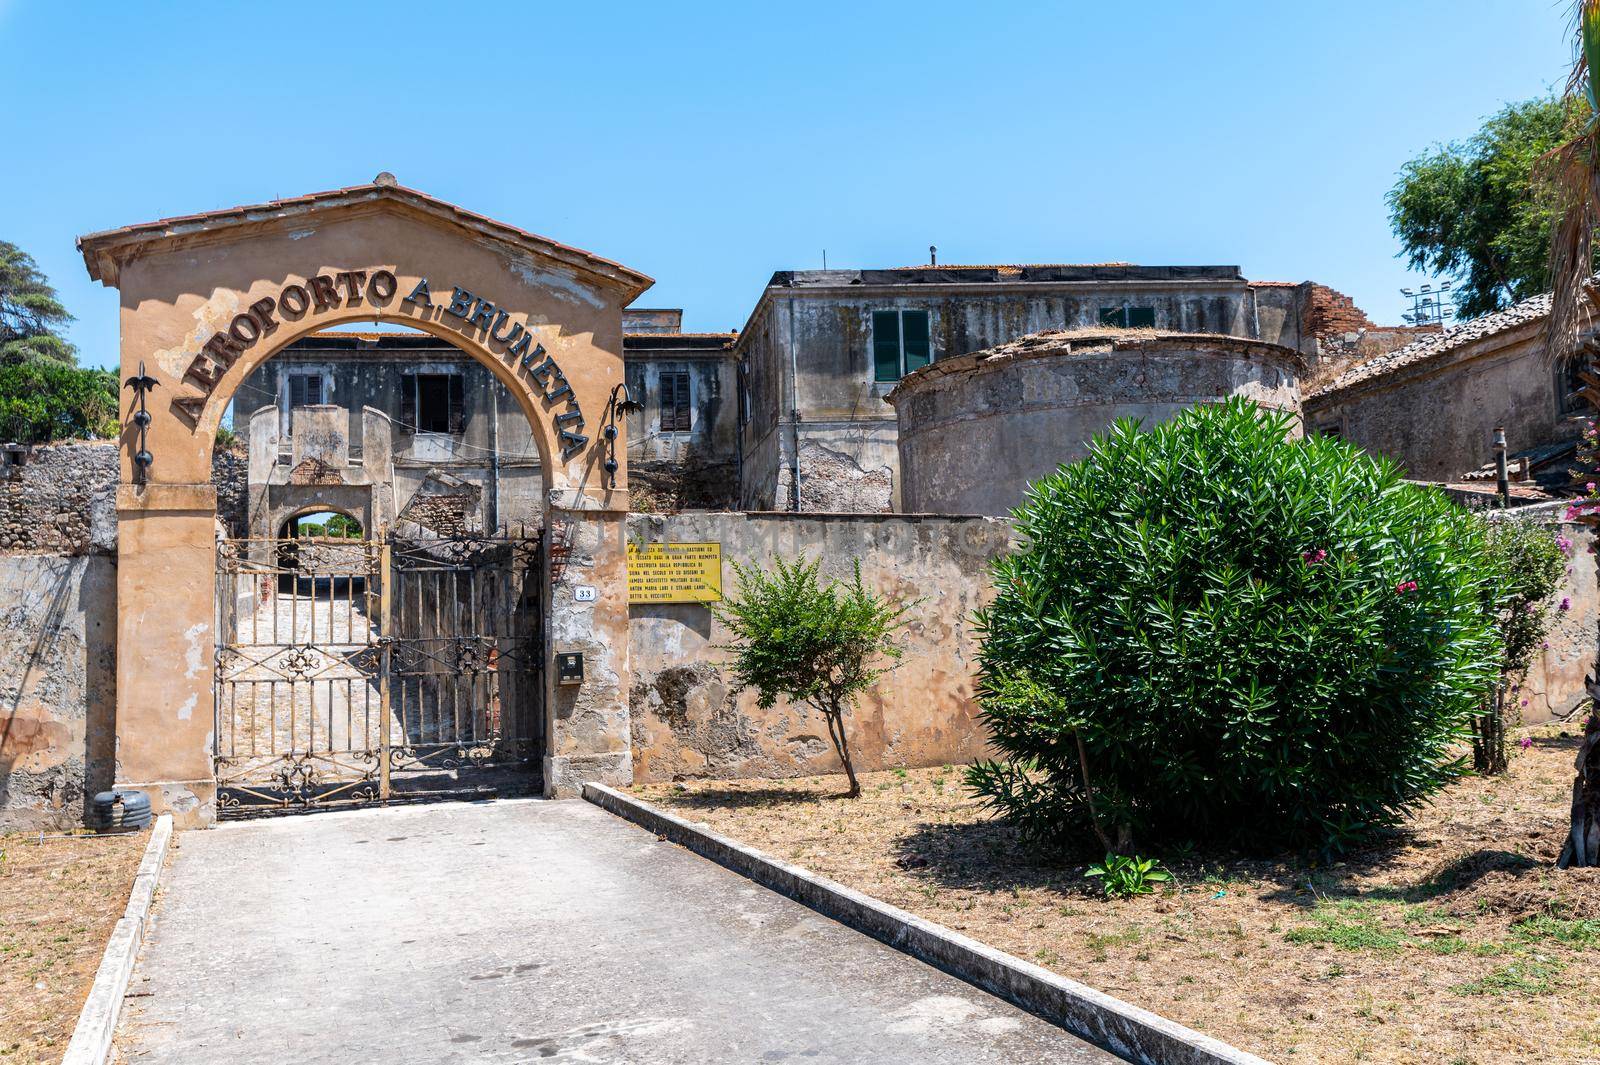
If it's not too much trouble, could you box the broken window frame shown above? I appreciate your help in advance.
[659,370,693,433]
[1098,306,1157,329]
[872,309,932,382]
[400,371,466,435]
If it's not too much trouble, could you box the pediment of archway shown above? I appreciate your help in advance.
[78,180,652,495]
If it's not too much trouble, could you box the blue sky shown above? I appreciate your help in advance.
[0,1,1576,368]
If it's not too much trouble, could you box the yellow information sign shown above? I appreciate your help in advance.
[627,541,723,604]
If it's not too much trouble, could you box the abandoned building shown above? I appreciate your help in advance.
[733,266,1421,511]
[230,331,543,538]
[222,260,1429,526]
[5,173,1594,834]
[1304,292,1592,497]
[889,330,1305,516]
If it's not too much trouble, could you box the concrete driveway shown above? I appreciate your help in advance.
[115,799,1118,1064]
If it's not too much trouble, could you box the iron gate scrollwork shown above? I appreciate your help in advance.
[214,529,544,816]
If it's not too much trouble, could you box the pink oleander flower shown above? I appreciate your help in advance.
[1542,640,1551,649]
[1558,535,1574,554]
[1302,548,1327,565]
[1395,580,1418,594]
[1519,737,1534,750]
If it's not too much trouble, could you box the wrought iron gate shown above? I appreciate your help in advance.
[213,529,544,816]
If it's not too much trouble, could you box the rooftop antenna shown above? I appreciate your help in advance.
[1400,282,1455,327]
[823,249,827,270]
[930,245,938,266]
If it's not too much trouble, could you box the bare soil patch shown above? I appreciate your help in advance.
[0,830,145,1063]
[634,725,1600,1064]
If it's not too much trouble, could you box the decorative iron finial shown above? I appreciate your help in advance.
[124,361,158,481]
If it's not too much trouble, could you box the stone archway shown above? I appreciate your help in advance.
[78,178,653,824]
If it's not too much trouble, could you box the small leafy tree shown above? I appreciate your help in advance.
[1475,519,1568,774]
[968,399,1502,853]
[717,557,907,797]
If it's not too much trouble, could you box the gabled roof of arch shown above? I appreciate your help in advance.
[75,177,654,301]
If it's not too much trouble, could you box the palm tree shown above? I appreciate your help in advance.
[1547,1,1600,867]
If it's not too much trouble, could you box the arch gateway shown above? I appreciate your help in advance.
[78,177,650,824]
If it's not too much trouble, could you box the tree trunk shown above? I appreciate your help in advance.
[1559,705,1600,867]
[1472,684,1508,776]
[823,704,860,798]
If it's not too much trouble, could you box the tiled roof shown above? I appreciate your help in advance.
[1314,293,1553,397]
[75,178,653,299]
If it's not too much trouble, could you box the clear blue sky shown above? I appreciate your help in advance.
[0,0,1575,368]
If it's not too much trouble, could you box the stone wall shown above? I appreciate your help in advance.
[0,555,117,828]
[1492,508,1599,727]
[0,443,118,554]
[890,331,1304,517]
[0,440,251,549]
[1304,301,1573,481]
[0,439,248,826]
[626,511,1012,783]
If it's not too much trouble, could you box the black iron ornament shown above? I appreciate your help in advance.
[603,382,642,489]
[124,361,159,481]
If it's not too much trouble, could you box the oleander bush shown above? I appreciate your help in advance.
[967,398,1503,852]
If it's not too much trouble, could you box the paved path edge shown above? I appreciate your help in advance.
[583,784,1274,1065]
[61,813,174,1065]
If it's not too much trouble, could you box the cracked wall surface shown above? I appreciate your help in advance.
[626,511,1012,783]
[0,555,116,828]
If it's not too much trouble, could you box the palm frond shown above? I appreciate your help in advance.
[1545,1,1600,362]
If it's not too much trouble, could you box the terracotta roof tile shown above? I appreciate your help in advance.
[1313,293,1553,397]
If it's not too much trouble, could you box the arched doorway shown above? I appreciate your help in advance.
[213,323,553,812]
[78,178,651,825]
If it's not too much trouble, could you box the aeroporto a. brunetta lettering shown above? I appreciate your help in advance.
[172,271,589,461]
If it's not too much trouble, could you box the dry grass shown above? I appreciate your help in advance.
[0,831,145,1063]
[634,725,1600,1064]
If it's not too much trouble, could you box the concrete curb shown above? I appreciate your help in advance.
[61,814,174,1065]
[583,784,1272,1065]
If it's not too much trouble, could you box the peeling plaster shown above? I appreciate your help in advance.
[507,260,603,309]
[153,290,245,381]
[177,693,197,721]
[183,622,209,679]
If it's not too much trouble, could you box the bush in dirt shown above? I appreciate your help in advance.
[966,398,1502,853]
[1473,518,1567,773]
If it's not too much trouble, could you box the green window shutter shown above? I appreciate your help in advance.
[872,310,903,381]
[1127,307,1155,328]
[1099,306,1126,327]
[901,311,931,372]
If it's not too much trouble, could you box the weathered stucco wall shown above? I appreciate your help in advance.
[1492,509,1600,726]
[624,334,740,511]
[890,332,1304,517]
[0,555,117,828]
[1304,314,1577,481]
[734,269,1318,511]
[627,511,1012,783]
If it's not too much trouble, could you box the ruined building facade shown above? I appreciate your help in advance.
[732,265,1405,511]
[230,267,1411,528]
